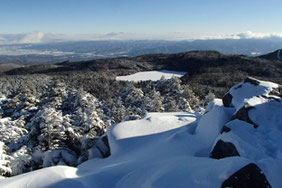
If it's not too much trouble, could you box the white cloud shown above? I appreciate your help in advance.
[204,31,282,40]
[18,32,45,44]
[0,32,196,44]
[0,31,282,45]
[234,31,282,39]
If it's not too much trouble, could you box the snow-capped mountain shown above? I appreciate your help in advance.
[0,77,281,187]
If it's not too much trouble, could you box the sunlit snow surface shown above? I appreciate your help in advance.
[1,77,282,188]
[116,70,187,82]
[0,112,251,188]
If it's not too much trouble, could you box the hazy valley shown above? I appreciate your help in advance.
[1,38,282,64]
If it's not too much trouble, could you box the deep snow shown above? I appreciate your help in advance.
[0,112,251,188]
[0,78,281,187]
[116,70,187,82]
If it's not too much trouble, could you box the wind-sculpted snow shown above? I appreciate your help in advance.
[0,112,251,188]
[0,77,281,187]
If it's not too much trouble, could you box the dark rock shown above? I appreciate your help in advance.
[223,93,233,107]
[56,60,70,65]
[210,139,240,159]
[261,95,281,102]
[101,135,110,150]
[97,135,111,158]
[124,115,141,121]
[243,77,260,86]
[234,84,242,89]
[269,86,282,98]
[232,105,257,128]
[220,126,231,134]
[222,163,271,188]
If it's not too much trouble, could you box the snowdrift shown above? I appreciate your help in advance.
[0,77,281,187]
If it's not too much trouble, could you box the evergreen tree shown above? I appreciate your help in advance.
[0,142,12,177]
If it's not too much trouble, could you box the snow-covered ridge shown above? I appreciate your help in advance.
[0,77,281,187]
[116,70,187,82]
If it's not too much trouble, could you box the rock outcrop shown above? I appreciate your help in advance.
[222,77,280,108]
[210,139,240,159]
[210,77,282,187]
[222,163,271,188]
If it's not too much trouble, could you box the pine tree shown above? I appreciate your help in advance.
[143,89,164,112]
[0,142,12,177]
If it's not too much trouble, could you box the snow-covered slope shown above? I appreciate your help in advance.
[0,112,248,188]
[0,77,281,187]
[116,70,187,82]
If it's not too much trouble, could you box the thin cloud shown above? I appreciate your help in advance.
[207,31,282,40]
[0,31,282,44]
[18,32,45,44]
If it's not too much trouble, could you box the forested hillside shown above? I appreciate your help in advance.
[0,50,282,177]
[0,73,205,176]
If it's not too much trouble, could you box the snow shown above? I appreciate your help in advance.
[241,96,282,131]
[0,166,78,188]
[116,70,187,82]
[75,111,250,188]
[0,96,6,102]
[0,110,250,188]
[228,78,278,109]
[0,78,281,187]
[205,98,223,112]
[195,102,235,146]
[0,118,10,124]
[88,147,103,159]
[109,112,197,140]
[42,150,77,167]
[215,113,282,187]
[213,82,282,187]
[0,142,12,176]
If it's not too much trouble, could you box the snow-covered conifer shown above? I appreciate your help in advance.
[0,142,12,177]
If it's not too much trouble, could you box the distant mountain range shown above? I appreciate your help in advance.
[0,38,281,64]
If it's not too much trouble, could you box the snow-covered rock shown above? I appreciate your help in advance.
[210,78,282,187]
[195,101,235,145]
[223,77,280,109]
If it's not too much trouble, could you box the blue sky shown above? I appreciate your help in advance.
[1,0,282,37]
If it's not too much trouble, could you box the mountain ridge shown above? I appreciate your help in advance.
[259,49,282,61]
[3,50,282,98]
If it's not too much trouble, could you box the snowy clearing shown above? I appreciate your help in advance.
[116,70,187,82]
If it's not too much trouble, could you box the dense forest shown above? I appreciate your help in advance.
[0,72,211,176]
[0,50,281,176]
